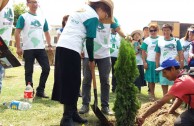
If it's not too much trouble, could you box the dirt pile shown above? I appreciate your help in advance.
[138,102,185,126]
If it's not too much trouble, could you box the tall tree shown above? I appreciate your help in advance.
[113,38,140,126]
[13,3,27,26]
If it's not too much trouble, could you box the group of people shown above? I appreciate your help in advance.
[128,23,194,125]
[1,0,194,126]
[131,24,194,100]
[131,24,194,125]
[1,0,117,125]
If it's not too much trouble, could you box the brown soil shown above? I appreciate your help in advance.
[138,102,185,126]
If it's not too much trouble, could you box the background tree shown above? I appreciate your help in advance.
[13,3,27,26]
[9,3,27,56]
[113,38,140,126]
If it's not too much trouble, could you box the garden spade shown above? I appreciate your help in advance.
[90,66,112,126]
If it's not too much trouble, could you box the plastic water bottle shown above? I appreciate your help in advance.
[3,100,32,110]
[24,82,33,102]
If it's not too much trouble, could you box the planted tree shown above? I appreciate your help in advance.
[113,38,140,126]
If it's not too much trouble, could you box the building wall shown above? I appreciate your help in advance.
[150,20,180,38]
[179,23,194,38]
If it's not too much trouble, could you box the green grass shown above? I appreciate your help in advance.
[0,65,164,126]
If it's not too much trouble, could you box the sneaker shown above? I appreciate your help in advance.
[101,107,114,115]
[79,105,89,114]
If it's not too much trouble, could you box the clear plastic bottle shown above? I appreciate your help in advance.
[3,100,32,110]
[24,82,33,103]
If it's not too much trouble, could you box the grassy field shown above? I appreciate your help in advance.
[0,64,164,126]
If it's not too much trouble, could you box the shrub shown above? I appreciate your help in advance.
[113,38,140,126]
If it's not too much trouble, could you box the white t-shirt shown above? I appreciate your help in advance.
[141,36,160,62]
[110,33,121,57]
[180,38,191,66]
[155,37,182,64]
[57,5,99,55]
[84,21,119,59]
[16,12,48,50]
[0,0,14,45]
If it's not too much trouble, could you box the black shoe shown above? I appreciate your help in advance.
[72,112,88,124]
[101,107,114,115]
[36,92,49,98]
[60,117,74,126]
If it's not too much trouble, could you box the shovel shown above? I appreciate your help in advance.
[90,66,112,126]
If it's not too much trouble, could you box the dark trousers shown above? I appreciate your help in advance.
[174,109,194,126]
[82,57,111,107]
[23,49,50,93]
[111,57,117,92]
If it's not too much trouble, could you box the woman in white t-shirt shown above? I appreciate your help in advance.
[186,26,194,67]
[51,0,114,125]
[180,26,194,69]
[155,24,184,96]
[141,24,159,101]
[131,30,146,92]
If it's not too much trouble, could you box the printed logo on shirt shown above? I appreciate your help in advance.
[152,40,158,44]
[183,45,190,52]
[71,18,79,24]
[3,7,14,22]
[97,22,105,30]
[111,34,116,43]
[164,43,176,50]
[31,20,41,27]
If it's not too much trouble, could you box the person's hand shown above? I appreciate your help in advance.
[158,110,168,115]
[158,110,179,116]
[168,110,179,116]
[136,117,145,126]
[89,61,95,71]
[16,47,23,57]
[48,45,53,51]
[143,62,148,69]
[179,61,184,69]
[125,35,132,42]
[81,51,85,59]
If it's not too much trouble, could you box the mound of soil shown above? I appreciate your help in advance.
[138,102,185,126]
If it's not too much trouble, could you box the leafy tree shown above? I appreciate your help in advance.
[13,3,27,26]
[113,38,141,126]
[9,3,27,54]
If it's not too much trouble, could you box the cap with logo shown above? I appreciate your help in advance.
[155,57,180,71]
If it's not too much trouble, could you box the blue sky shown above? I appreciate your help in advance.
[14,0,194,34]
